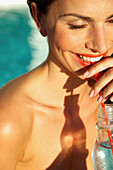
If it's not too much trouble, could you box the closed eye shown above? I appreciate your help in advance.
[69,24,87,30]
[107,19,113,23]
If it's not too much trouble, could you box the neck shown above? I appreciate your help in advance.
[45,53,90,99]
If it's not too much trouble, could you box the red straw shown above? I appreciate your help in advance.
[101,103,113,154]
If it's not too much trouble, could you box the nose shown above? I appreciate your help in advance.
[85,24,107,54]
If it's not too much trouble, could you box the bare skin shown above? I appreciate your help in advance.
[0,62,98,170]
[0,0,113,169]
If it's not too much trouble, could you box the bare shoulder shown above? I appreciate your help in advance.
[0,65,47,143]
[0,72,35,168]
[0,72,35,137]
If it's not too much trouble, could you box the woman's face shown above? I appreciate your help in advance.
[44,0,113,72]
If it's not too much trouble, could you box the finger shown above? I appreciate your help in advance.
[89,68,113,97]
[97,81,113,103]
[83,57,113,78]
[110,95,113,102]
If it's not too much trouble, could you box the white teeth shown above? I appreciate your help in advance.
[79,55,103,62]
[83,56,87,61]
[95,56,102,61]
[87,57,91,62]
[90,58,95,62]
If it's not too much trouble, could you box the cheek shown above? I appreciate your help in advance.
[55,31,75,50]
[54,27,87,51]
[55,31,79,50]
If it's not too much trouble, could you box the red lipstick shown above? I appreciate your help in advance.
[72,53,91,67]
[71,50,109,67]
[77,50,109,58]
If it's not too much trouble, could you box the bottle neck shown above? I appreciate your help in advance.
[96,104,113,147]
[97,104,113,128]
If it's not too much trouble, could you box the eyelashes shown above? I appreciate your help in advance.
[68,19,113,30]
[107,20,113,23]
[68,24,87,30]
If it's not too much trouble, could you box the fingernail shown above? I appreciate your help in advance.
[97,95,103,103]
[89,89,95,98]
[110,96,113,102]
[83,71,89,78]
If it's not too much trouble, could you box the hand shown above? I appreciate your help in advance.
[83,57,113,103]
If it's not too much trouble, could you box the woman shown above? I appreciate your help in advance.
[0,0,113,169]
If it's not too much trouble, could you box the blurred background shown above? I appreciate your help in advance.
[0,0,48,87]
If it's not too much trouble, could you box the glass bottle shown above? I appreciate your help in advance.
[92,104,113,170]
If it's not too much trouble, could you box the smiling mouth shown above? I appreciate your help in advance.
[71,50,109,67]
[77,54,103,62]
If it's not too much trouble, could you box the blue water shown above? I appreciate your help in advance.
[0,6,48,87]
[92,140,113,170]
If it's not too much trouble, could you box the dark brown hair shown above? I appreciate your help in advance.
[27,0,55,14]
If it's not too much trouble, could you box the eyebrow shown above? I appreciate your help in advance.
[58,13,113,21]
[58,13,94,22]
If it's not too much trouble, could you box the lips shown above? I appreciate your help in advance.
[71,50,109,67]
[78,54,103,62]
[77,50,108,58]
